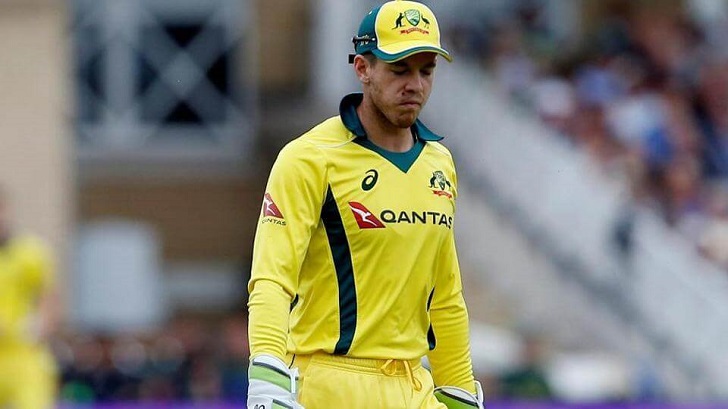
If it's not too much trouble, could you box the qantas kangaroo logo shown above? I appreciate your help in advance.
[262,193,284,219]
[348,202,385,229]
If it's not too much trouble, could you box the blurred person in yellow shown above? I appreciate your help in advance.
[0,187,59,409]
[246,1,484,408]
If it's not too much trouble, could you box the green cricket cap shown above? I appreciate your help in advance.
[350,0,452,64]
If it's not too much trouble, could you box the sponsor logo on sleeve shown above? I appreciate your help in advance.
[261,193,286,225]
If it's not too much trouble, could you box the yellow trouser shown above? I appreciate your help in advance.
[290,353,447,409]
[0,342,57,409]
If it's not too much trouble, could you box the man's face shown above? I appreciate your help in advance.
[364,52,437,128]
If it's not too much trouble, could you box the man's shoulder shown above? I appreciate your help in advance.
[295,115,353,148]
[425,140,454,161]
[274,116,352,166]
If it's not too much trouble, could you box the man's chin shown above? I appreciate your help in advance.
[391,112,419,128]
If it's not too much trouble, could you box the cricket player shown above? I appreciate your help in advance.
[0,189,59,409]
[247,1,484,408]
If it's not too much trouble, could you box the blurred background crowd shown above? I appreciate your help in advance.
[53,314,250,404]
[1,0,728,407]
[465,0,728,269]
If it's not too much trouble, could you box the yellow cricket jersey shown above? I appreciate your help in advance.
[0,234,53,346]
[248,93,475,390]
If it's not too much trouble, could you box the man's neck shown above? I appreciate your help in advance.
[357,99,414,153]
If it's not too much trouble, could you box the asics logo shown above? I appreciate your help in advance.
[361,169,378,191]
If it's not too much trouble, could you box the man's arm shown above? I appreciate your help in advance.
[247,140,327,409]
[426,163,477,393]
[427,232,476,392]
[428,231,486,408]
[247,139,328,360]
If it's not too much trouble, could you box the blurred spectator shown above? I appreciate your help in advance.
[696,58,728,179]
[59,335,101,402]
[529,74,576,136]
[140,335,186,401]
[88,336,138,401]
[571,105,625,170]
[187,349,222,401]
[575,56,626,109]
[497,331,553,400]
[656,155,707,230]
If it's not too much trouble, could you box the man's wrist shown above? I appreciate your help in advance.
[434,381,485,409]
[247,354,303,409]
[249,355,296,393]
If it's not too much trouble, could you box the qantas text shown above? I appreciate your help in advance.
[379,210,452,229]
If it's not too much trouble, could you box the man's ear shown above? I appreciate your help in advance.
[353,55,371,84]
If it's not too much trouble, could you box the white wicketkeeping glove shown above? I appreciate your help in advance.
[434,380,485,409]
[247,354,304,409]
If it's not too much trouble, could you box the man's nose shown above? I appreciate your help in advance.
[404,73,425,93]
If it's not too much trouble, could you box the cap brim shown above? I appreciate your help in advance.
[373,42,452,63]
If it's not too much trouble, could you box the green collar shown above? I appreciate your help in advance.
[338,93,443,172]
[339,93,443,141]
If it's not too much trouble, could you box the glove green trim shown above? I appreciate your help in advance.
[434,389,479,408]
[272,399,294,409]
[250,361,292,392]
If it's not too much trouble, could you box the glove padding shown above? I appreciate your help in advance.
[247,354,304,409]
[434,380,485,409]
